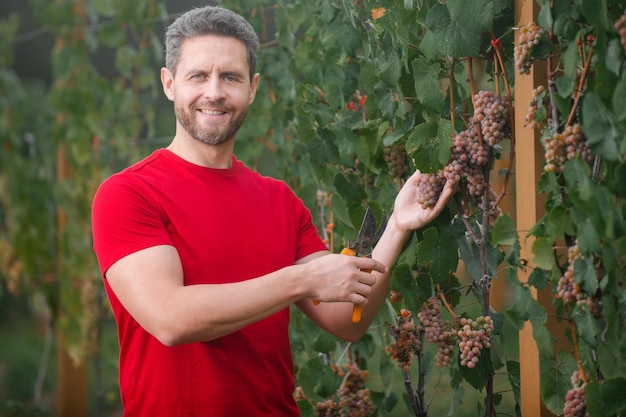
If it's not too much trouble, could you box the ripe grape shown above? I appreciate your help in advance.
[416,171,447,208]
[556,244,582,304]
[524,85,548,130]
[415,90,508,217]
[457,316,494,368]
[417,297,458,367]
[543,124,593,173]
[383,143,409,180]
[563,370,587,417]
[473,90,509,147]
[514,22,546,74]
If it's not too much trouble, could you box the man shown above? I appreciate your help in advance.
[91,5,454,416]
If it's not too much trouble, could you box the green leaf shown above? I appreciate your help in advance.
[531,237,555,270]
[447,0,493,33]
[540,351,577,415]
[586,378,626,417]
[416,227,459,282]
[581,93,621,160]
[528,268,550,290]
[423,3,482,58]
[307,130,340,166]
[390,263,432,311]
[459,352,493,390]
[332,173,367,211]
[579,0,610,33]
[313,331,338,354]
[406,121,452,172]
[612,72,626,122]
[492,214,517,246]
[411,57,444,112]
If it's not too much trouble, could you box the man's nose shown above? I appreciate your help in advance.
[202,77,226,100]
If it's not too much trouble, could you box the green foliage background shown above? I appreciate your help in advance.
[1,0,625,416]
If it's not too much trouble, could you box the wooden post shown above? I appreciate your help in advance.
[56,143,89,417]
[514,1,569,416]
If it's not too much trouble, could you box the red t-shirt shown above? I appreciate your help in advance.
[91,149,327,416]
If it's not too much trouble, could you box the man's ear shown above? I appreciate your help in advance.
[161,67,175,102]
[248,73,260,105]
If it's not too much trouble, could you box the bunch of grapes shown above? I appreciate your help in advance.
[416,171,447,208]
[336,363,375,417]
[556,243,603,316]
[457,316,494,368]
[383,143,409,180]
[615,10,626,52]
[563,370,587,417]
[543,124,593,173]
[418,296,443,343]
[417,297,458,367]
[386,309,422,371]
[436,326,459,368]
[524,85,548,130]
[473,90,509,147]
[416,91,508,218]
[514,22,546,74]
[314,398,342,417]
[556,244,582,304]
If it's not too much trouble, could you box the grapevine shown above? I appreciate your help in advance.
[418,90,509,219]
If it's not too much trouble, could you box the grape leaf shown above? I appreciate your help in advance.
[531,237,555,270]
[586,378,626,417]
[492,214,517,246]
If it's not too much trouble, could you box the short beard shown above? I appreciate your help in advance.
[174,101,248,146]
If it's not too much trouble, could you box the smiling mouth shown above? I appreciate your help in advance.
[199,109,227,115]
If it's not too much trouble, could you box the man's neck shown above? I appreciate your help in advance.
[167,135,235,169]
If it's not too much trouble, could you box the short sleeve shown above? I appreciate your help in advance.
[91,175,173,275]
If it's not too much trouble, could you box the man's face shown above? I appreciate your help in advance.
[161,35,259,146]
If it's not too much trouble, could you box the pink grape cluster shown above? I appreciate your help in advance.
[457,316,494,368]
[615,10,626,52]
[563,370,587,417]
[472,90,509,147]
[383,143,409,179]
[556,243,603,316]
[416,91,509,215]
[514,22,546,74]
[556,244,582,304]
[416,171,447,208]
[386,309,422,372]
[417,297,458,367]
[524,85,548,130]
[543,124,594,173]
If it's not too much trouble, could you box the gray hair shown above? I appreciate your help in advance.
[164,6,259,80]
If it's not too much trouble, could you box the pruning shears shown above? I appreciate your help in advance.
[341,207,387,323]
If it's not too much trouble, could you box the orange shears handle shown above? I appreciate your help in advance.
[340,247,366,323]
